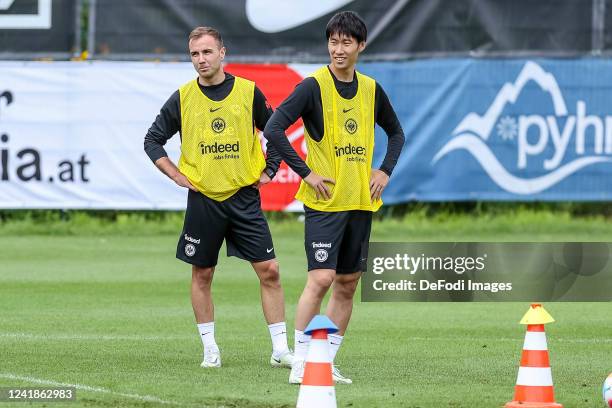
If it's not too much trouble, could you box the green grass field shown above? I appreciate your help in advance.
[1,212,611,407]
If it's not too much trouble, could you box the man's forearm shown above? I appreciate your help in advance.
[379,130,405,176]
[155,156,181,181]
[144,138,169,163]
[264,114,311,179]
[155,156,197,191]
[264,140,282,176]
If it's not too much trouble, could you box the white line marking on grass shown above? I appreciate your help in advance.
[0,373,184,406]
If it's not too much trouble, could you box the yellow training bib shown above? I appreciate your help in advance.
[295,67,381,212]
[178,77,265,201]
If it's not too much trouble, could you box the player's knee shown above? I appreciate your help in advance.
[333,284,357,300]
[308,272,334,295]
[258,261,280,287]
[192,266,214,287]
[333,276,359,299]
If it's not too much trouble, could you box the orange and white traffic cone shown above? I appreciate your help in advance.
[505,303,563,408]
[296,315,337,408]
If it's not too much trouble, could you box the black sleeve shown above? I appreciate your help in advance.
[375,83,405,176]
[253,86,281,176]
[144,90,181,163]
[263,78,318,179]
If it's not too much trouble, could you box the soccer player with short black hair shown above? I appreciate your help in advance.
[264,11,405,384]
[145,26,293,369]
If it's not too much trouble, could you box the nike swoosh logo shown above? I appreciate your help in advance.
[246,0,353,33]
[266,248,274,253]
[343,108,354,113]
[330,342,340,346]
[201,332,211,336]
[297,340,308,344]
[273,331,287,336]
[210,107,222,112]
[272,357,281,363]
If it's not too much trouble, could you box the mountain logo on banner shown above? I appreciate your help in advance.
[245,0,353,33]
[433,61,612,195]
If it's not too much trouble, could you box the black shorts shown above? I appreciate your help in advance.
[304,206,373,274]
[176,187,275,268]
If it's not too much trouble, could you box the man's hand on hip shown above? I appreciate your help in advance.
[370,169,389,202]
[154,157,198,192]
[172,172,198,192]
[304,172,335,200]
[253,172,272,189]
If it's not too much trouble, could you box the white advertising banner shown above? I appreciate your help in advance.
[0,61,319,210]
[1,61,222,209]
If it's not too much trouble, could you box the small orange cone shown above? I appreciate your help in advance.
[505,304,563,408]
[296,315,337,408]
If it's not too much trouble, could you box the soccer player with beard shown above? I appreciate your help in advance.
[145,27,293,369]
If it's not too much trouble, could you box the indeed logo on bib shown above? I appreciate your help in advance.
[433,61,612,195]
[199,141,240,160]
[199,141,239,154]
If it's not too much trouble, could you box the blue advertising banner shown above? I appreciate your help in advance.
[363,59,612,202]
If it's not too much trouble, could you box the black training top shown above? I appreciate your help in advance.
[144,72,281,176]
[264,66,405,179]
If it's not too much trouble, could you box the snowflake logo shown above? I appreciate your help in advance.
[496,116,517,141]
